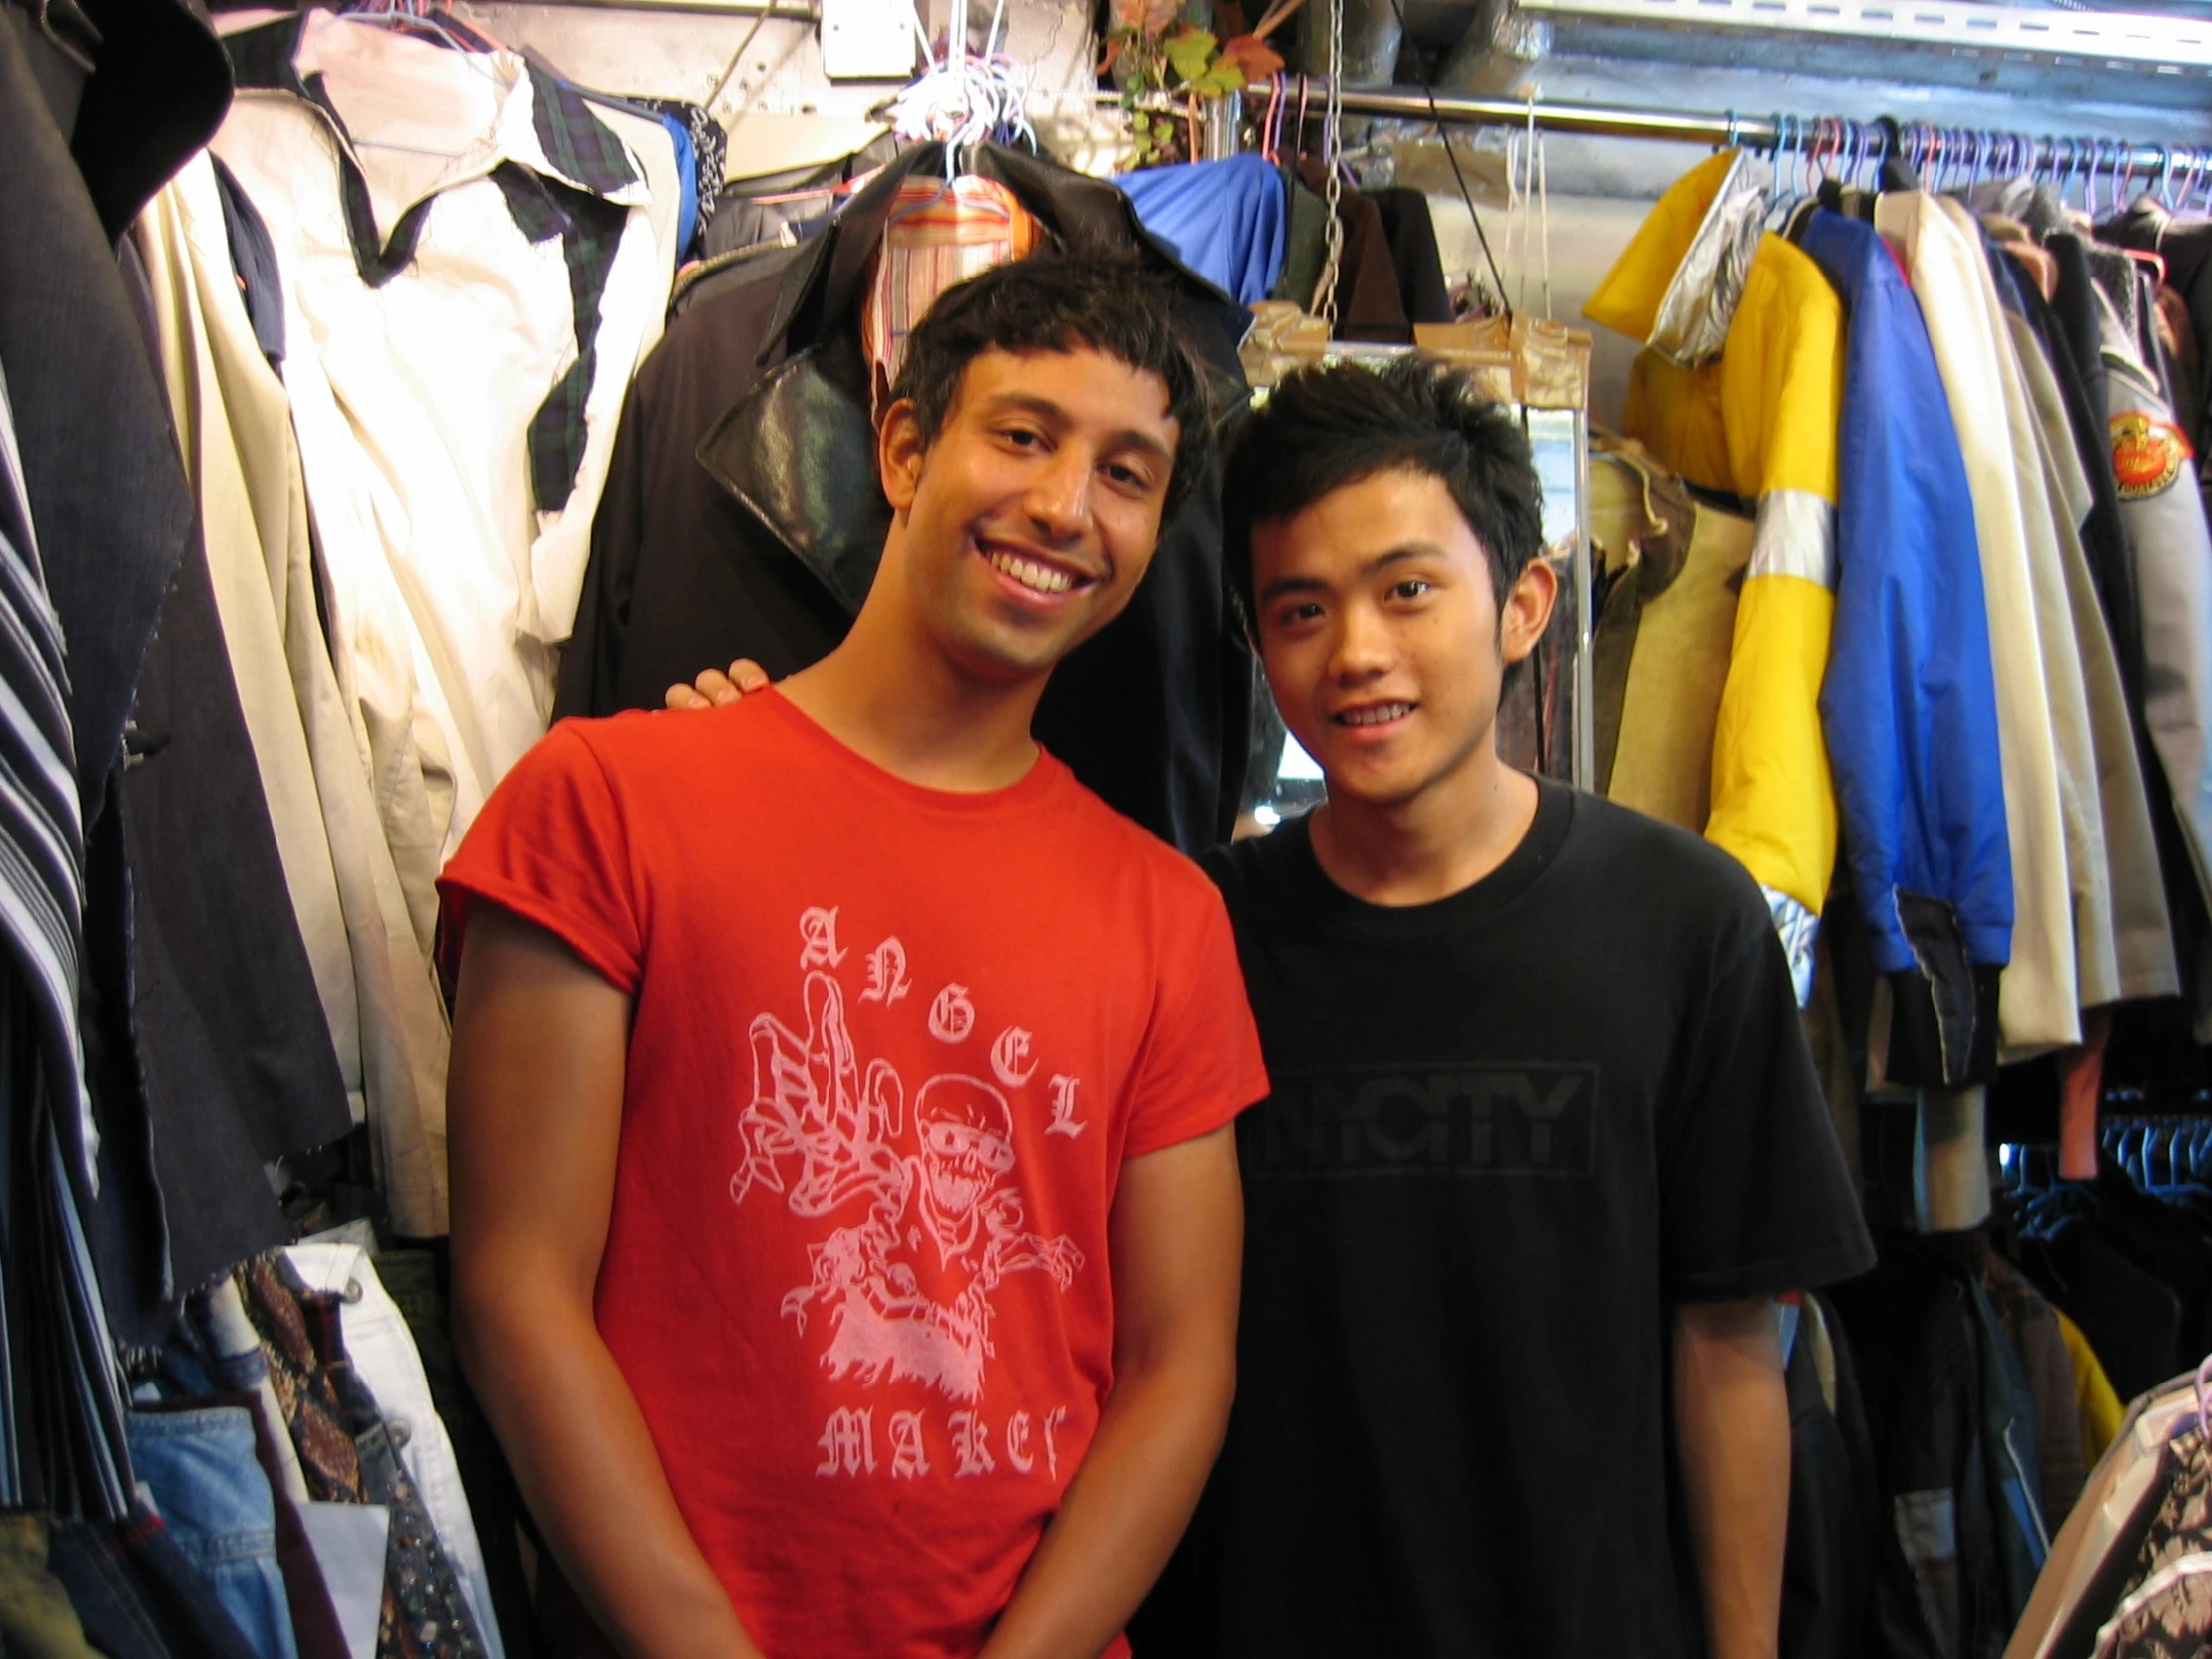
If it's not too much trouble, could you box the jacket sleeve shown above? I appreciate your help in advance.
[1820,241,2012,976]
[1705,244,1845,1002]
[1816,234,2013,1083]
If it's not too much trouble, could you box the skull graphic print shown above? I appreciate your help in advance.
[732,919,1084,1404]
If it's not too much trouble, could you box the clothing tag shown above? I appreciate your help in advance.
[2111,411,2193,500]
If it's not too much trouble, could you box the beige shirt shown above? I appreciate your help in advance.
[136,155,454,1236]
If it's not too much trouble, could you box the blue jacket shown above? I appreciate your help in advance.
[1801,212,2012,991]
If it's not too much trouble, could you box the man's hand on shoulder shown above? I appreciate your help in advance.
[664,659,772,710]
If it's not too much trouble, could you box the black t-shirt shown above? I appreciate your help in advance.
[1177,782,1874,1658]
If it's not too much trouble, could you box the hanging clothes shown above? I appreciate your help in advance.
[2056,1308,2126,1466]
[212,11,673,882]
[860,174,1042,397]
[2,0,373,1509]
[1798,208,2010,1088]
[1587,436,1755,832]
[1981,1243,2090,1528]
[1963,226,2122,1025]
[1827,1231,2049,1659]
[575,95,685,304]
[2104,198,2212,530]
[1369,188,1455,326]
[2078,249,2212,1042]
[1297,157,1411,342]
[554,141,1258,856]
[1585,148,1844,1002]
[1116,152,1287,307]
[1874,191,2080,1054]
[1268,160,1329,312]
[4,0,352,1356]
[133,154,453,1241]
[0,361,131,1526]
[2003,274,2178,1006]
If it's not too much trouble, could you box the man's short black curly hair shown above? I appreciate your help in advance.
[1221,355,1545,624]
[889,254,1216,524]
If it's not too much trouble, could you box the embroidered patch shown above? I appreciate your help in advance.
[2112,412,2192,500]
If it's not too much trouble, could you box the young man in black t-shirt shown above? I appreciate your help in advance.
[1156,357,1874,1659]
[668,355,1873,1657]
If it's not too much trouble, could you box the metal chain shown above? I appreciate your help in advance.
[1313,0,1346,328]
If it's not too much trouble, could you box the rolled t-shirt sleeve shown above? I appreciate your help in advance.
[1121,882,1270,1158]
[1659,902,1875,1302]
[437,720,644,994]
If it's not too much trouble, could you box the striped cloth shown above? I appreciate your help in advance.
[0,350,89,1177]
[0,358,130,1520]
[859,175,1040,398]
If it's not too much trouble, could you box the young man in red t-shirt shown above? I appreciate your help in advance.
[437,257,1268,1659]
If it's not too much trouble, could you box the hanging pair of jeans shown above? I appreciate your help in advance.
[125,1403,298,1659]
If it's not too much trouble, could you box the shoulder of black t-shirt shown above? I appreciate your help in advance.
[1204,786,1772,952]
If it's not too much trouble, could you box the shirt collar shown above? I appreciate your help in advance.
[227,11,643,272]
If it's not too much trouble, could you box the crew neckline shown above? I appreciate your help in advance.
[1271,777,1575,942]
[749,684,1069,815]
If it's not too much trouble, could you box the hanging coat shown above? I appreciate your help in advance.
[1953,218,2119,1031]
[1585,150,1844,1002]
[1874,192,2079,1053]
[1798,209,2010,1087]
[2063,243,2212,1041]
[2003,276,2178,1007]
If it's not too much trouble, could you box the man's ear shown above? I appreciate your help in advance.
[1498,554,1559,665]
[879,398,927,513]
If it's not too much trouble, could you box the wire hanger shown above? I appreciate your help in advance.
[882,0,1034,158]
[323,0,518,158]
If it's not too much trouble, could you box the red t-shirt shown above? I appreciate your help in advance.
[438,690,1267,1659]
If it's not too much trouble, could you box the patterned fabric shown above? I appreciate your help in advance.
[525,181,630,514]
[238,1256,488,1659]
[630,97,724,211]
[2097,1554,2212,1659]
[526,70,638,199]
[238,1257,366,1504]
[2124,1429,2212,1597]
[340,1364,488,1659]
[0,351,91,1204]
[0,359,129,1522]
[859,176,1041,393]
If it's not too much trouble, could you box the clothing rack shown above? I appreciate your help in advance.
[1249,80,2212,199]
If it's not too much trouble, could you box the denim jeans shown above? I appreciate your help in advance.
[126,1405,300,1659]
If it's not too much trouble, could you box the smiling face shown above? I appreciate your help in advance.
[880,346,1181,685]
[1252,467,1556,812]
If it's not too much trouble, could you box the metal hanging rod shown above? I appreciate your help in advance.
[1255,80,2212,183]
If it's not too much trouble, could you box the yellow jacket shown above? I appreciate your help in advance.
[1585,151,1844,997]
